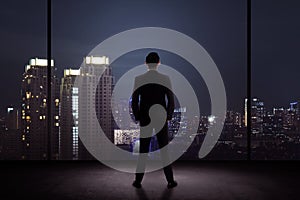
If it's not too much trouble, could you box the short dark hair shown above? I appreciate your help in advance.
[145,52,160,64]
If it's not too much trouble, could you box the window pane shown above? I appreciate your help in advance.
[252,0,300,160]
[53,0,247,160]
[0,0,47,160]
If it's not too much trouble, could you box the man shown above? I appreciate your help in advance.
[131,52,178,189]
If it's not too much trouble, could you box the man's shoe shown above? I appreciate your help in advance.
[132,181,142,188]
[167,181,178,189]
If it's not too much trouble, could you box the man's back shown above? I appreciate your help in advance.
[132,70,174,125]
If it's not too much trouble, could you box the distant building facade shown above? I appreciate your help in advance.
[59,69,80,160]
[20,58,59,160]
[244,98,265,134]
[5,106,20,130]
[78,56,114,160]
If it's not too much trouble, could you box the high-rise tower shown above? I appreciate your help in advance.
[244,98,265,134]
[78,56,114,160]
[60,69,80,160]
[21,58,60,160]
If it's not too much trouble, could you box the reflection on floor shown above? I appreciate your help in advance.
[1,161,299,200]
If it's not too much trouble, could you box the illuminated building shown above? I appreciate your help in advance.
[221,111,243,140]
[114,129,140,145]
[262,108,283,133]
[289,101,300,130]
[226,110,242,127]
[78,56,114,160]
[5,106,20,130]
[244,98,265,134]
[290,101,299,115]
[59,69,80,160]
[169,107,187,138]
[20,58,60,160]
[284,108,298,131]
[244,98,248,127]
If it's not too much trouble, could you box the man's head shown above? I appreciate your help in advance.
[145,52,160,70]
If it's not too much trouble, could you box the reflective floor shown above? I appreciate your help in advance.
[1,161,299,200]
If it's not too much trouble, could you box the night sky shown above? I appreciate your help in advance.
[0,0,299,116]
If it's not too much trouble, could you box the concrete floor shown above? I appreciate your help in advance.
[1,161,299,200]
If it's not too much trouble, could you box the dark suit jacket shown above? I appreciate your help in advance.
[131,70,175,126]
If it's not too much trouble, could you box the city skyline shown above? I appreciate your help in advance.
[1,52,300,117]
[0,56,299,160]
[1,55,300,120]
[2,56,300,119]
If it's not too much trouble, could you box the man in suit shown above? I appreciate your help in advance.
[131,52,178,189]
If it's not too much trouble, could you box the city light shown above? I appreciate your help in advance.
[29,58,54,67]
[2,56,300,161]
[64,69,80,76]
[208,115,216,124]
[85,56,109,65]
[7,107,13,113]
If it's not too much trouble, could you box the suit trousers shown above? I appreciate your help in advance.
[135,123,174,183]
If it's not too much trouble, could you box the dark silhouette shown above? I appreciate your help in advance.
[131,52,177,189]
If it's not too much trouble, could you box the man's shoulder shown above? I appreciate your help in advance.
[134,70,171,86]
[155,72,171,83]
[144,71,170,79]
[135,73,145,80]
[160,73,170,80]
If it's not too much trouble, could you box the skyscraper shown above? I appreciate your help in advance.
[244,98,248,127]
[282,106,298,131]
[59,69,80,160]
[5,106,20,130]
[78,56,114,160]
[20,58,60,160]
[169,107,187,139]
[225,110,242,127]
[244,98,265,134]
[290,101,299,115]
[263,111,283,134]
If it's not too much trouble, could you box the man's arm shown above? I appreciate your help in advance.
[131,78,140,121]
[166,77,174,120]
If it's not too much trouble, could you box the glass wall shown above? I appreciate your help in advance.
[52,0,247,160]
[5,0,299,161]
[252,0,300,159]
[0,0,47,160]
